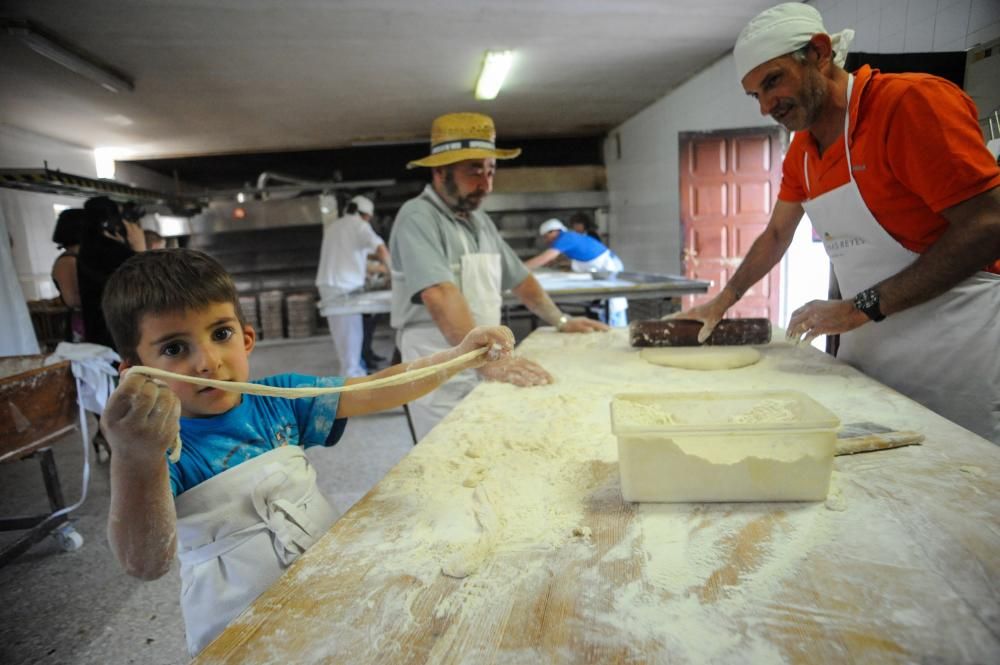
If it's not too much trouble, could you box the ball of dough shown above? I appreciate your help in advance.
[640,346,761,370]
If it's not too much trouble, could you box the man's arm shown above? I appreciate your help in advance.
[338,325,515,416]
[524,248,561,269]
[881,186,1000,313]
[787,186,1000,342]
[417,281,555,386]
[103,372,179,580]
[420,281,478,346]
[672,199,804,341]
[511,274,608,333]
[375,243,392,270]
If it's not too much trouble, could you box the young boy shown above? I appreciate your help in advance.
[99,248,514,655]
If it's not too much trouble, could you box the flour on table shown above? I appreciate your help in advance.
[824,472,848,511]
[441,484,500,578]
[215,329,914,665]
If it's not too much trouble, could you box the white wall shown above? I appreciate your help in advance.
[603,54,765,275]
[0,125,98,303]
[605,0,1000,319]
[1,190,85,300]
[0,124,97,175]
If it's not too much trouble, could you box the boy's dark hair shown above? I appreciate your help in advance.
[102,249,245,363]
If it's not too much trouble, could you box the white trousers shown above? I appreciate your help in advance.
[398,325,479,440]
[326,314,366,378]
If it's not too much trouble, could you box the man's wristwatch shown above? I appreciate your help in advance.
[556,314,570,331]
[853,287,885,322]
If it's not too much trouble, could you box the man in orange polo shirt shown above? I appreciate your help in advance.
[677,3,1000,443]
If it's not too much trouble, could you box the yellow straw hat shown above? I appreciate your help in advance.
[407,112,521,169]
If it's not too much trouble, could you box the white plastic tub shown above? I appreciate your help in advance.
[610,391,840,503]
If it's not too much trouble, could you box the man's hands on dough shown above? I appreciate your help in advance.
[455,325,553,386]
[559,317,608,333]
[102,371,180,465]
[663,296,730,343]
[478,357,553,387]
[786,299,868,345]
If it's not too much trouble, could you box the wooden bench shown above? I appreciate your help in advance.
[0,355,83,565]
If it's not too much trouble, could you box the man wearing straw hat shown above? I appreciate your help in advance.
[390,112,607,439]
[675,3,1000,443]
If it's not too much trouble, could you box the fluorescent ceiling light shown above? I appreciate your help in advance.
[475,50,514,100]
[2,19,134,93]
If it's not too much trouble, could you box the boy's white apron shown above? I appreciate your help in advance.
[174,445,337,654]
[802,75,1000,443]
[399,193,503,439]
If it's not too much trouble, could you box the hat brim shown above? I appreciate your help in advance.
[407,147,521,169]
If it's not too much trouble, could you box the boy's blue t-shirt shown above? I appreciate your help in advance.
[169,374,347,496]
[551,230,608,262]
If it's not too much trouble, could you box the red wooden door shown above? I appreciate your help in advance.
[679,130,783,321]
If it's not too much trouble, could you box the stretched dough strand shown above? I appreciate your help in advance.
[130,346,488,462]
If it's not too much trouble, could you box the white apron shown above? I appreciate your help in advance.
[399,196,504,439]
[570,249,628,327]
[175,445,337,654]
[802,75,1000,443]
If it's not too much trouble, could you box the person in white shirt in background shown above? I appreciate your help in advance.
[316,195,391,377]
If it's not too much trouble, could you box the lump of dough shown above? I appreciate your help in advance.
[640,346,761,370]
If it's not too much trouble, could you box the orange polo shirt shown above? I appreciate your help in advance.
[778,65,1000,273]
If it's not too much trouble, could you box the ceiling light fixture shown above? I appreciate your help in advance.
[474,50,514,100]
[2,18,134,93]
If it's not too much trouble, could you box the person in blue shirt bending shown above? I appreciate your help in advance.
[98,248,514,655]
[525,218,628,326]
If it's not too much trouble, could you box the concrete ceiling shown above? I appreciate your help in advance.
[0,0,777,160]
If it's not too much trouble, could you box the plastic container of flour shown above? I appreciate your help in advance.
[610,391,840,503]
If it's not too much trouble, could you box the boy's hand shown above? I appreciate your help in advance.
[456,326,515,366]
[101,371,180,465]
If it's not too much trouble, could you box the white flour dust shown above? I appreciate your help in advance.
[210,329,951,665]
[571,496,836,663]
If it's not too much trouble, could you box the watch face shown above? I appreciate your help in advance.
[855,288,883,320]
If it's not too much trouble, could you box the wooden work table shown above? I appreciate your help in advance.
[194,329,999,664]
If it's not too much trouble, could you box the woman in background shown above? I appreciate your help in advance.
[77,197,146,350]
[51,208,88,341]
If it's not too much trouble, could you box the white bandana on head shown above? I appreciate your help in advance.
[734,2,855,82]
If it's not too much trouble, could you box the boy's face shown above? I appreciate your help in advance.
[121,302,255,418]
